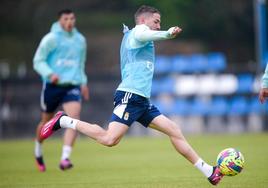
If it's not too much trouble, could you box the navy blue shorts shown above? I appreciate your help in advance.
[110,91,161,127]
[40,83,81,113]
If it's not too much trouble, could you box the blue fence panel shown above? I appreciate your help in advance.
[207,52,227,72]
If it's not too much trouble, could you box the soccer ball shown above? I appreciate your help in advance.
[216,148,245,176]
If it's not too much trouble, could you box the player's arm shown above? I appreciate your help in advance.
[80,38,89,101]
[134,25,182,42]
[33,34,58,83]
[259,64,268,104]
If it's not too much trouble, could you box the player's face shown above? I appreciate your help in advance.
[144,13,161,30]
[59,13,76,32]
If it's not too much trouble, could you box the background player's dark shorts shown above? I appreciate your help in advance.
[110,90,161,127]
[40,83,81,113]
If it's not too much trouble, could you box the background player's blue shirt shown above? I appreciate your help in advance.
[33,22,87,85]
[117,24,173,98]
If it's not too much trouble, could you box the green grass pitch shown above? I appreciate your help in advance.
[0,134,268,188]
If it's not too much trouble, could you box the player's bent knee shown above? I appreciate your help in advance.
[101,136,120,147]
[105,139,118,147]
[105,142,117,147]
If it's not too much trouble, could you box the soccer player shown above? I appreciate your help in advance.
[259,64,268,103]
[33,9,89,172]
[40,5,223,185]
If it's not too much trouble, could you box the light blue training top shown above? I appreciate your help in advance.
[33,22,87,85]
[117,24,174,98]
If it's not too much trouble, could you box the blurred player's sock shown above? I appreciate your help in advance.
[194,158,213,177]
[34,140,42,158]
[61,145,72,160]
[60,116,78,130]
[59,145,73,171]
[35,140,46,172]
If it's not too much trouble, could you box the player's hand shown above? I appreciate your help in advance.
[81,85,89,101]
[168,26,182,38]
[259,88,268,104]
[49,74,59,84]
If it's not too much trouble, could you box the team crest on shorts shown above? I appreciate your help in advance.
[124,112,129,120]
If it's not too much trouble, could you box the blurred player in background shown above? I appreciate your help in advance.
[259,64,268,103]
[33,9,89,172]
[40,5,223,185]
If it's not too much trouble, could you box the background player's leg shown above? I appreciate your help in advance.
[62,102,80,150]
[35,112,54,171]
[148,115,213,178]
[59,101,81,169]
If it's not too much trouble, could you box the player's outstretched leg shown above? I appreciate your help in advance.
[149,115,224,186]
[40,111,128,147]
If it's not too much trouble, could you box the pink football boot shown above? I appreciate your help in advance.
[40,111,65,140]
[59,159,73,171]
[35,156,46,172]
[208,166,224,185]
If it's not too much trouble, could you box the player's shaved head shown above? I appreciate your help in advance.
[134,5,161,30]
[134,5,160,24]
